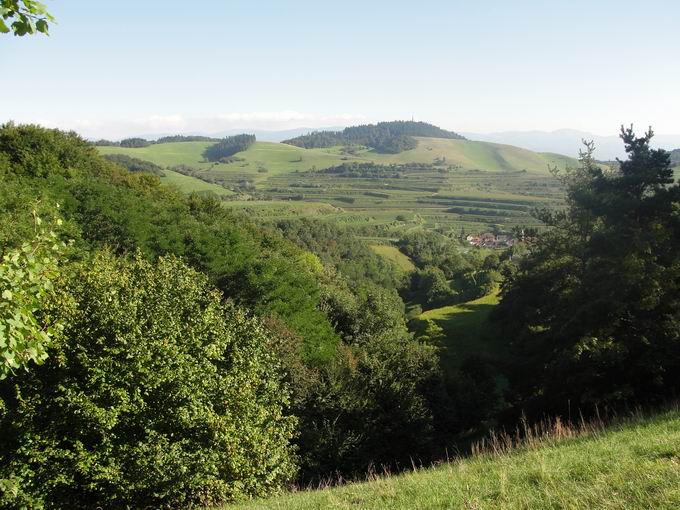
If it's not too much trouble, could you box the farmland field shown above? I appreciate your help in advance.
[97,137,575,238]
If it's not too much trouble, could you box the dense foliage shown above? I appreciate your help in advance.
[495,129,680,417]
[102,153,166,176]
[274,219,401,289]
[283,121,465,153]
[203,134,256,162]
[396,230,501,309]
[0,253,296,509]
[0,123,338,365]
[0,217,62,380]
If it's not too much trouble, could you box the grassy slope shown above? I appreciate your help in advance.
[370,244,417,272]
[223,409,680,510]
[357,137,575,174]
[99,141,347,175]
[417,290,502,372]
[162,169,234,196]
[98,137,577,176]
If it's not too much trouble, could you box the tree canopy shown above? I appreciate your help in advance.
[494,128,680,417]
[283,121,465,153]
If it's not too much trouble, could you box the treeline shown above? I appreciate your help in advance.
[283,120,465,154]
[202,134,256,162]
[92,134,219,147]
[102,153,166,176]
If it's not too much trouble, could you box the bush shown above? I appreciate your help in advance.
[0,252,297,509]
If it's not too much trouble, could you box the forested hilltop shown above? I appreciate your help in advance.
[282,120,465,153]
[1,123,679,509]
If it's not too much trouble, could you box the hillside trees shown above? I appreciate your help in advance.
[283,121,465,153]
[0,253,296,509]
[495,128,680,416]
[203,134,256,162]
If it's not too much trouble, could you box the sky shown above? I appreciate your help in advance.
[2,0,679,139]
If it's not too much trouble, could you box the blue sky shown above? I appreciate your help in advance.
[2,0,679,138]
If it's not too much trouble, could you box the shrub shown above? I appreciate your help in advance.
[0,252,297,509]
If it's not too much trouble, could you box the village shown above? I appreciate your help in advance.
[465,232,515,249]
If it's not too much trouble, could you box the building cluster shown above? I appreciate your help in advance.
[465,232,514,249]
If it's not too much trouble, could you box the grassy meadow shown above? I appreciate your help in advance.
[416,289,503,372]
[221,408,680,510]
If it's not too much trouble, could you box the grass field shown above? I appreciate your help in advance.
[221,408,680,510]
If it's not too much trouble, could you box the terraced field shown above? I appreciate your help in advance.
[97,137,574,237]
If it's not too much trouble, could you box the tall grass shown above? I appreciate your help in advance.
[220,404,680,509]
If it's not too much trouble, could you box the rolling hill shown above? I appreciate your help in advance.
[98,137,577,176]
[96,128,578,234]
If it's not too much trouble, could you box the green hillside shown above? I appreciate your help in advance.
[98,137,576,176]
[370,243,417,273]
[223,409,680,510]
[162,168,235,196]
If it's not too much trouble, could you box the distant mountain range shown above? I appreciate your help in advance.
[462,129,680,160]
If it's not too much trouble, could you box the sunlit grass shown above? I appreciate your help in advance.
[220,409,680,510]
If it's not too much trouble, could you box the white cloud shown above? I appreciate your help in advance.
[29,111,368,140]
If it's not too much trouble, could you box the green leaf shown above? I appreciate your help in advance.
[1,289,12,300]
[0,19,9,33]
[36,18,47,34]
